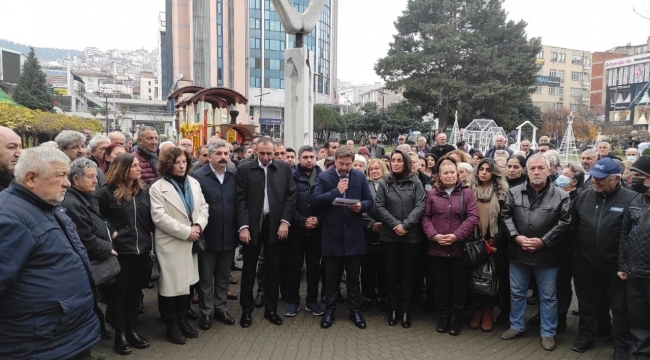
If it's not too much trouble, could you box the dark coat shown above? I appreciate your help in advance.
[60,186,114,261]
[0,183,100,359]
[235,159,297,246]
[97,185,154,255]
[291,165,323,237]
[430,144,456,160]
[0,171,13,191]
[375,175,426,244]
[422,182,479,257]
[502,179,571,267]
[311,168,374,256]
[191,164,238,252]
[619,193,650,280]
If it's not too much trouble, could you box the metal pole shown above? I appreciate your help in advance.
[105,94,109,135]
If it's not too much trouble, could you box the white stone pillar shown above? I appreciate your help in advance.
[283,47,314,150]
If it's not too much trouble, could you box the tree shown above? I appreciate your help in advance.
[13,47,53,112]
[313,104,340,141]
[375,0,540,133]
[540,109,597,142]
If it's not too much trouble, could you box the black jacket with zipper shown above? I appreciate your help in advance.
[96,185,153,255]
[571,184,636,268]
[619,193,650,280]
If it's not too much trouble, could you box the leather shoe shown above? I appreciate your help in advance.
[215,311,236,325]
[402,313,411,329]
[227,291,238,300]
[349,311,366,329]
[231,262,243,271]
[448,317,461,336]
[388,311,398,326]
[570,339,594,353]
[186,308,199,320]
[178,314,199,338]
[125,322,149,349]
[114,327,132,355]
[436,317,449,333]
[264,311,283,325]
[240,313,252,328]
[254,294,265,308]
[321,311,334,329]
[199,315,212,330]
[229,276,237,285]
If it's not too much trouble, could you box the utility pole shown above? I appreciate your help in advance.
[104,93,109,135]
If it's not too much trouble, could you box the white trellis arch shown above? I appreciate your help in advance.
[512,121,539,151]
[463,119,507,154]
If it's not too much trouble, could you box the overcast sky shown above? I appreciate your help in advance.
[2,0,649,85]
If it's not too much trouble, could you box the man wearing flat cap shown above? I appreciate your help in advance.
[367,134,384,159]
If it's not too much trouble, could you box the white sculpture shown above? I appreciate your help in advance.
[270,0,326,34]
[270,0,327,149]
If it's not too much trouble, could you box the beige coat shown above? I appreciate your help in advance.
[150,177,208,297]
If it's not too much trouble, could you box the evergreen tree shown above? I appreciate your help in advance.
[375,0,540,133]
[14,47,53,111]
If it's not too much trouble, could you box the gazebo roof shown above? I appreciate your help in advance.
[167,85,205,100]
[189,87,248,106]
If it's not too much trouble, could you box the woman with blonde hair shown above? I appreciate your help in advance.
[97,153,154,355]
[449,149,472,164]
[465,158,509,332]
[150,147,208,345]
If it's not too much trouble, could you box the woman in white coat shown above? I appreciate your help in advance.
[150,146,208,345]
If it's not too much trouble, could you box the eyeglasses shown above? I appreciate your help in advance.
[66,144,85,151]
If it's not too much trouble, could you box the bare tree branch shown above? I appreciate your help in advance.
[632,7,650,21]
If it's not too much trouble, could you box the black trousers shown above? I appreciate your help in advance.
[323,255,362,312]
[495,239,511,314]
[240,218,282,314]
[107,253,149,327]
[557,255,574,316]
[573,259,630,351]
[429,256,467,318]
[159,294,190,318]
[412,240,429,301]
[383,242,419,313]
[361,242,386,300]
[627,277,650,359]
[284,233,322,305]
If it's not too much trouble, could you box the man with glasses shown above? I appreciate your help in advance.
[55,130,87,162]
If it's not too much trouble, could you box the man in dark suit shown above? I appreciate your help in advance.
[191,140,238,330]
[235,137,297,327]
[311,145,374,329]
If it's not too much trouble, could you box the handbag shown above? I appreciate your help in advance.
[469,255,499,296]
[459,189,488,267]
[147,235,161,282]
[90,256,121,285]
[192,233,206,253]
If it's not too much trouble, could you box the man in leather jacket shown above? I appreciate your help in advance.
[619,156,650,360]
[500,154,571,351]
[570,158,635,358]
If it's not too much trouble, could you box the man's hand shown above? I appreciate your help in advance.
[394,224,408,236]
[278,222,289,240]
[337,178,349,194]
[350,202,362,213]
[111,231,117,240]
[371,222,382,233]
[514,235,529,246]
[111,249,118,256]
[239,228,251,245]
[523,237,545,252]
[617,271,627,280]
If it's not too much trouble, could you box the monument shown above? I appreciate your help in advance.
[270,0,326,149]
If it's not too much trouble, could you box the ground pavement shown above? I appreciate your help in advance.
[94,273,617,360]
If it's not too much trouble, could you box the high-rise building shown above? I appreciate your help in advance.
[530,42,592,114]
[161,0,338,134]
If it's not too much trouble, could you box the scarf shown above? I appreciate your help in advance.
[473,184,502,239]
[169,176,194,220]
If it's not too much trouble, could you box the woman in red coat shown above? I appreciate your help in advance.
[422,156,479,336]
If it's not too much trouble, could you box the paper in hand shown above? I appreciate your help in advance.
[332,197,359,206]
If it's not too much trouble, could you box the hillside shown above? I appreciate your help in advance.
[0,39,83,61]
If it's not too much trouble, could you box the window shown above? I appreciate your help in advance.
[572,55,583,64]
[536,51,544,59]
[549,86,557,95]
[148,81,151,86]
[558,53,566,62]
[583,73,590,84]
[551,52,558,62]
[584,58,591,67]
[558,87,564,95]
[558,70,565,79]
[535,86,542,94]
[571,71,583,81]
[549,69,557,77]
[155,80,158,84]
[148,88,151,93]
[570,88,582,97]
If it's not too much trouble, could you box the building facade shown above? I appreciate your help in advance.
[161,0,338,134]
[604,53,650,126]
[591,52,629,116]
[140,71,160,100]
[531,44,592,114]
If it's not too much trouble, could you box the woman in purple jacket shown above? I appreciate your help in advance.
[422,156,479,336]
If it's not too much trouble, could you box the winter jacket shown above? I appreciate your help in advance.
[0,171,13,191]
[0,183,100,359]
[375,175,426,244]
[421,182,479,257]
[135,148,158,185]
[97,185,154,255]
[291,165,323,237]
[502,179,571,267]
[619,194,650,280]
[362,178,383,244]
[571,184,636,267]
[60,186,114,261]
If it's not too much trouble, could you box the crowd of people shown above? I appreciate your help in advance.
[0,125,649,360]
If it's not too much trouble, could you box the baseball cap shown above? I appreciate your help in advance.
[369,134,377,138]
[588,158,621,178]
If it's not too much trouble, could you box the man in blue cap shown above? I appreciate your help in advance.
[570,158,635,359]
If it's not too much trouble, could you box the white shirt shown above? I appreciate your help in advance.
[259,159,270,215]
[209,164,226,184]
